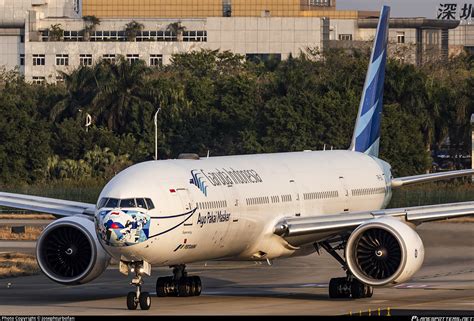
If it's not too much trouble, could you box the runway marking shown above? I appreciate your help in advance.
[299,283,327,288]
[394,284,430,289]
[417,269,474,280]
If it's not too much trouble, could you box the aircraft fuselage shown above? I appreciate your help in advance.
[95,150,392,266]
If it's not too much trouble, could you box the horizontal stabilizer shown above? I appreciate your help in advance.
[391,169,474,188]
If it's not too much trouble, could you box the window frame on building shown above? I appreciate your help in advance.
[183,31,207,42]
[91,31,126,42]
[19,54,25,66]
[149,54,163,66]
[223,0,232,17]
[80,54,93,66]
[338,34,353,41]
[32,54,45,66]
[308,0,331,7]
[32,76,45,84]
[397,32,405,44]
[126,54,140,63]
[102,54,116,64]
[64,30,83,42]
[157,31,177,42]
[55,54,69,66]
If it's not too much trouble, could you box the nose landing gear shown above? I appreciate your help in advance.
[156,264,202,297]
[126,261,152,310]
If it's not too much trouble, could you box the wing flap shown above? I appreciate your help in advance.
[0,192,95,217]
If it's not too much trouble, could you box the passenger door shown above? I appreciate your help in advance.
[289,179,302,217]
[338,176,350,212]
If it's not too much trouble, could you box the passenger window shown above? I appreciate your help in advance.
[105,198,119,208]
[136,198,147,209]
[145,198,155,210]
[120,198,136,208]
[97,197,108,208]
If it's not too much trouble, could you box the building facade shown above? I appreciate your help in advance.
[0,0,471,83]
[450,22,474,55]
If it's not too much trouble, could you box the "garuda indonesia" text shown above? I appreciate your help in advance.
[198,168,263,186]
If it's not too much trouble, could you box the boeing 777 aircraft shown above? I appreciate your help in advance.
[1,5,473,311]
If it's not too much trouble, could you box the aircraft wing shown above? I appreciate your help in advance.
[0,192,95,217]
[274,201,474,246]
[391,169,474,188]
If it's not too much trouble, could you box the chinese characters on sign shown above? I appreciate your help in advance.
[437,3,474,20]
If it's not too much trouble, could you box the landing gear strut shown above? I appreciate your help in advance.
[156,264,202,297]
[127,261,152,310]
[318,241,373,299]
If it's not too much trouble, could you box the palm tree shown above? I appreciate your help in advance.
[83,15,100,41]
[167,21,186,42]
[90,57,151,131]
[50,66,98,121]
[124,21,144,42]
[48,24,64,41]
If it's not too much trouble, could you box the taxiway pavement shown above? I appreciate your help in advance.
[0,222,473,315]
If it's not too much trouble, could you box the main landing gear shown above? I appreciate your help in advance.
[126,261,152,310]
[156,264,202,297]
[318,241,373,299]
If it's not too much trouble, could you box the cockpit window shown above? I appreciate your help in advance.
[105,198,119,208]
[97,197,155,210]
[120,198,136,208]
[97,198,108,209]
[136,198,147,209]
[145,198,155,210]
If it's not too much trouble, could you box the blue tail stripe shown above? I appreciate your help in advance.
[372,6,390,62]
[360,72,378,116]
[355,98,379,137]
[355,98,383,151]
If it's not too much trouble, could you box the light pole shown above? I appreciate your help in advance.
[79,109,92,132]
[85,113,92,132]
[154,107,161,160]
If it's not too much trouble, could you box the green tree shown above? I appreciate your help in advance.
[50,66,97,122]
[125,20,144,41]
[48,24,64,41]
[0,81,51,183]
[90,58,151,132]
[167,21,186,42]
[82,15,101,41]
[380,103,431,176]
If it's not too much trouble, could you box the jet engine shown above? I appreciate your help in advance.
[36,216,110,285]
[346,217,424,286]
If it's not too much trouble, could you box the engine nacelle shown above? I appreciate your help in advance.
[36,216,110,285]
[346,217,424,286]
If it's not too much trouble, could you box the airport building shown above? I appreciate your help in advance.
[0,0,471,83]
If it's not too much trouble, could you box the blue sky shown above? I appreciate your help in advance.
[337,0,471,18]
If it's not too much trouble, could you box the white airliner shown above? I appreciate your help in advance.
[1,5,473,311]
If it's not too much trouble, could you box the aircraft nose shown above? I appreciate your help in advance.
[95,209,151,247]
